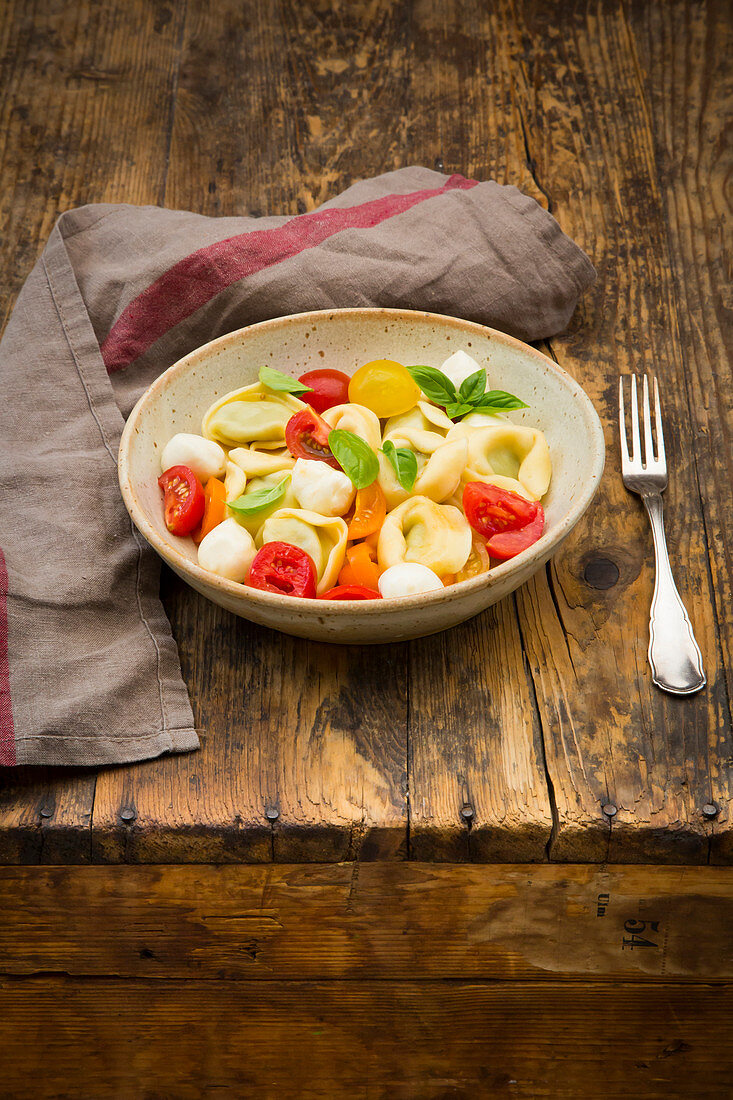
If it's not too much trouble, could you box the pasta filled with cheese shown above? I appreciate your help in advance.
[382,401,453,455]
[257,508,348,594]
[448,423,551,500]
[202,383,306,447]
[322,403,382,452]
[378,496,472,577]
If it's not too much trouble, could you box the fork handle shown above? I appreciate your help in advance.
[642,491,706,695]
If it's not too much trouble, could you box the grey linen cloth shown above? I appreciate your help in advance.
[0,166,595,766]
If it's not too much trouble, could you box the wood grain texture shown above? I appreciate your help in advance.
[0,0,730,865]
[2,977,731,1099]
[2,863,732,981]
[0,0,184,863]
[628,0,733,863]
[505,0,733,861]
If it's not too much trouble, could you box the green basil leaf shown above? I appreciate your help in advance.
[458,369,487,404]
[404,365,458,407]
[328,429,380,489]
[259,365,312,395]
[472,390,529,412]
[381,440,418,492]
[228,474,291,516]
[445,402,476,420]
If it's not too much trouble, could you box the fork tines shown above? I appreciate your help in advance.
[619,374,666,471]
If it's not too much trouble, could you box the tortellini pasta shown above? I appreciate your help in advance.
[378,496,472,578]
[202,382,306,448]
[378,438,468,511]
[382,401,453,455]
[258,508,348,594]
[447,423,551,500]
[228,445,295,478]
[323,403,382,452]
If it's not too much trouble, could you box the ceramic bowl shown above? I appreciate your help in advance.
[118,308,604,643]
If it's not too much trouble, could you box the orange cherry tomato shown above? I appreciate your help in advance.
[347,481,386,540]
[442,574,457,588]
[338,542,381,590]
[192,477,227,544]
[348,359,421,417]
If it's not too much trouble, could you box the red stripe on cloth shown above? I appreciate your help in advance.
[0,550,16,767]
[101,174,479,373]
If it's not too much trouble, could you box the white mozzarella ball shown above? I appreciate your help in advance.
[161,433,226,482]
[290,458,356,517]
[440,350,483,389]
[378,563,444,599]
[197,518,256,583]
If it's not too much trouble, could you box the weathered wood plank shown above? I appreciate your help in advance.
[0,0,184,861]
[89,2,412,860]
[399,0,554,861]
[2,976,730,1099]
[507,0,732,861]
[627,0,733,861]
[2,863,732,982]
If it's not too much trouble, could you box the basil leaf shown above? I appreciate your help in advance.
[328,429,379,489]
[404,365,457,407]
[228,475,291,516]
[259,365,312,395]
[458,369,487,404]
[445,402,476,420]
[472,390,529,412]
[381,440,418,492]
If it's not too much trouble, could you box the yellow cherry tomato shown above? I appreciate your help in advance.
[348,360,421,418]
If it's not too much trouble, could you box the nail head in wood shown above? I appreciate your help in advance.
[702,803,719,819]
[120,808,136,823]
[602,803,618,818]
[265,807,279,822]
[460,804,474,821]
[39,806,53,819]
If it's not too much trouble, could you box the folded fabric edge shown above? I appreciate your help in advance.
[10,726,200,768]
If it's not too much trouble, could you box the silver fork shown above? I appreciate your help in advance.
[619,375,706,695]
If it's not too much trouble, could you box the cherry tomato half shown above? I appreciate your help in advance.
[485,509,545,561]
[248,541,317,598]
[348,359,421,418]
[158,465,205,536]
[318,585,382,601]
[462,482,544,561]
[347,481,386,540]
[285,409,340,468]
[298,369,351,414]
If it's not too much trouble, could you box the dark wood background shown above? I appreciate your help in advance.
[0,0,731,867]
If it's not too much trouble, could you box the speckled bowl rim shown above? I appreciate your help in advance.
[119,307,605,617]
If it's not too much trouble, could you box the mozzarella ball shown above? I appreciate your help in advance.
[378,563,444,599]
[197,518,256,583]
[440,350,483,389]
[290,458,356,517]
[161,433,226,482]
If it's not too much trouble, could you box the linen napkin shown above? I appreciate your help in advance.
[0,166,595,767]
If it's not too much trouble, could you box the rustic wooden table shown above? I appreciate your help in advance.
[1,2,731,1097]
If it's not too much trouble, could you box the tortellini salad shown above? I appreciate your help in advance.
[156,352,551,601]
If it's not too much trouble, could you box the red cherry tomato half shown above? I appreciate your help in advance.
[318,585,382,601]
[462,481,545,561]
[485,509,545,561]
[298,369,351,414]
[247,542,317,598]
[285,409,339,468]
[158,465,205,536]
